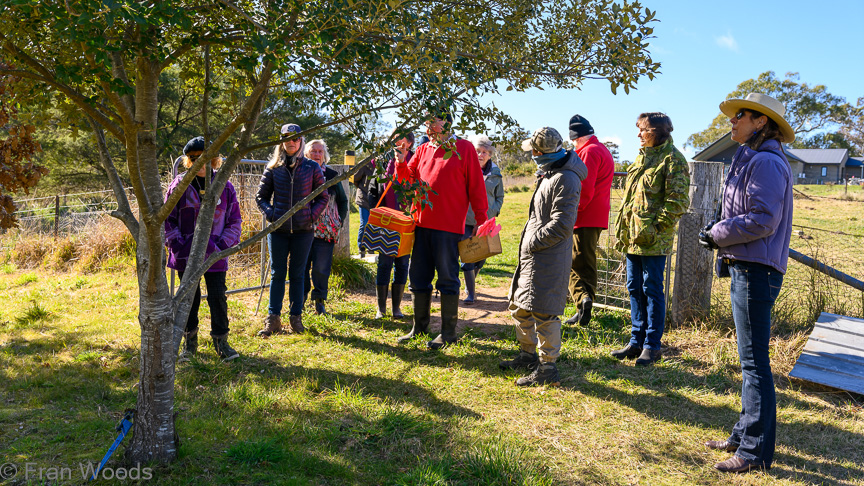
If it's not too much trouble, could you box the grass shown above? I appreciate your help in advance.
[1,188,863,484]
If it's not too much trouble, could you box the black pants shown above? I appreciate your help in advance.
[178,271,230,338]
[569,227,603,304]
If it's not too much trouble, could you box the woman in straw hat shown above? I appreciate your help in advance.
[698,93,795,473]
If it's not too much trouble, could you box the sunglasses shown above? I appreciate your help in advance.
[734,110,748,120]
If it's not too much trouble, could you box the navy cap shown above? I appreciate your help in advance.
[183,136,206,155]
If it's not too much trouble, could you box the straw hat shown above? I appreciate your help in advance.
[719,93,795,143]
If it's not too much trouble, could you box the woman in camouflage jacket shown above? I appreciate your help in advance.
[611,113,690,366]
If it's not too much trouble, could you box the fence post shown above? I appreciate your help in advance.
[671,161,724,325]
[54,194,60,239]
[329,164,351,259]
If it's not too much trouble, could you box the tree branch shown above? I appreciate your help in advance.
[86,115,140,236]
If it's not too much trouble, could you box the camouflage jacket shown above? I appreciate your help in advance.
[614,138,690,255]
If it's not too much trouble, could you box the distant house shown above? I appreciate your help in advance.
[692,132,852,185]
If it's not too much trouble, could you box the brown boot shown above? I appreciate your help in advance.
[258,314,283,337]
[289,314,305,333]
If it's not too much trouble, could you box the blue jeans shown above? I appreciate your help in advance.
[409,226,462,295]
[268,231,314,316]
[304,237,335,301]
[459,225,475,272]
[728,260,783,467]
[376,253,410,285]
[626,254,667,350]
[358,208,370,251]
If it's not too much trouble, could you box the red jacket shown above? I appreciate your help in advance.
[395,138,489,234]
[574,135,614,229]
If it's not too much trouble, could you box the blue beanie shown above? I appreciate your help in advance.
[183,136,206,155]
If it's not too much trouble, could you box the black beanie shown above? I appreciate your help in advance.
[568,115,594,140]
[183,136,206,155]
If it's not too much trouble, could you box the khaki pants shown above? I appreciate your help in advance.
[511,306,561,363]
[569,227,604,304]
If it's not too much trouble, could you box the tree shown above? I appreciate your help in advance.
[603,140,620,163]
[0,64,47,229]
[0,0,660,463]
[686,71,861,152]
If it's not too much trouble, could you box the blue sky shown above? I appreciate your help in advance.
[472,0,864,161]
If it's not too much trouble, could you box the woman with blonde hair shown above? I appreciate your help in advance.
[256,124,329,336]
[165,136,242,362]
[303,139,349,315]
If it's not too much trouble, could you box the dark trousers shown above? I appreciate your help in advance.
[728,260,783,467]
[569,227,603,304]
[626,254,667,350]
[409,226,462,295]
[376,253,410,285]
[268,231,315,316]
[178,271,229,337]
[304,237,335,301]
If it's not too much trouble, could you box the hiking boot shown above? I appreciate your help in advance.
[398,291,431,343]
[391,284,405,318]
[428,293,459,350]
[462,270,476,305]
[289,314,305,333]
[314,298,326,315]
[213,336,239,362]
[499,350,539,371]
[178,330,198,362]
[375,284,388,319]
[515,362,560,387]
[258,314,283,338]
[610,344,642,360]
[635,348,662,367]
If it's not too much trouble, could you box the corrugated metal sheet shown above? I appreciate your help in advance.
[785,148,849,165]
[846,157,863,167]
[789,312,864,395]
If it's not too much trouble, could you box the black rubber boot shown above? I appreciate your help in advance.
[179,330,198,362]
[611,344,642,360]
[375,285,388,318]
[462,270,476,305]
[398,291,431,343]
[428,293,459,350]
[213,336,239,362]
[391,284,405,318]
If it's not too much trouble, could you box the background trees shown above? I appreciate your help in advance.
[1,0,660,463]
[686,71,864,155]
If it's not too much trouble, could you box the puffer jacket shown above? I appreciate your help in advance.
[164,172,242,273]
[256,155,329,233]
[465,162,505,226]
[614,138,690,255]
[711,139,793,274]
[509,151,588,316]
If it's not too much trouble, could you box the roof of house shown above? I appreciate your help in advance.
[847,157,863,167]
[785,148,849,165]
[692,131,804,162]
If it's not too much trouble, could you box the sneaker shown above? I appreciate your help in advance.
[213,337,239,362]
[515,362,560,387]
[498,351,539,371]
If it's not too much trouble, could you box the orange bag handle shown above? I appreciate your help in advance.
[374,180,393,209]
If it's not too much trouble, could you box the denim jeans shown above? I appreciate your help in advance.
[358,207,370,250]
[625,254,667,350]
[376,253,410,285]
[409,226,462,295]
[304,237,335,301]
[178,271,229,337]
[459,225,475,272]
[727,260,783,467]
[268,231,314,316]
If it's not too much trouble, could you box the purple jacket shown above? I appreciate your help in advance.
[711,139,793,274]
[165,173,243,273]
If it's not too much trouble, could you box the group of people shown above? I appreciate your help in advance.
[163,92,794,474]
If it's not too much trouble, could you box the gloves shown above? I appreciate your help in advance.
[698,221,719,250]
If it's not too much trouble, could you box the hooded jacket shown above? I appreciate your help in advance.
[465,162,505,226]
[256,153,329,233]
[164,172,242,273]
[509,151,588,316]
[711,139,793,274]
[614,138,690,255]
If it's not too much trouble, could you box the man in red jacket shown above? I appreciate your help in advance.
[564,115,615,326]
[395,111,489,349]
